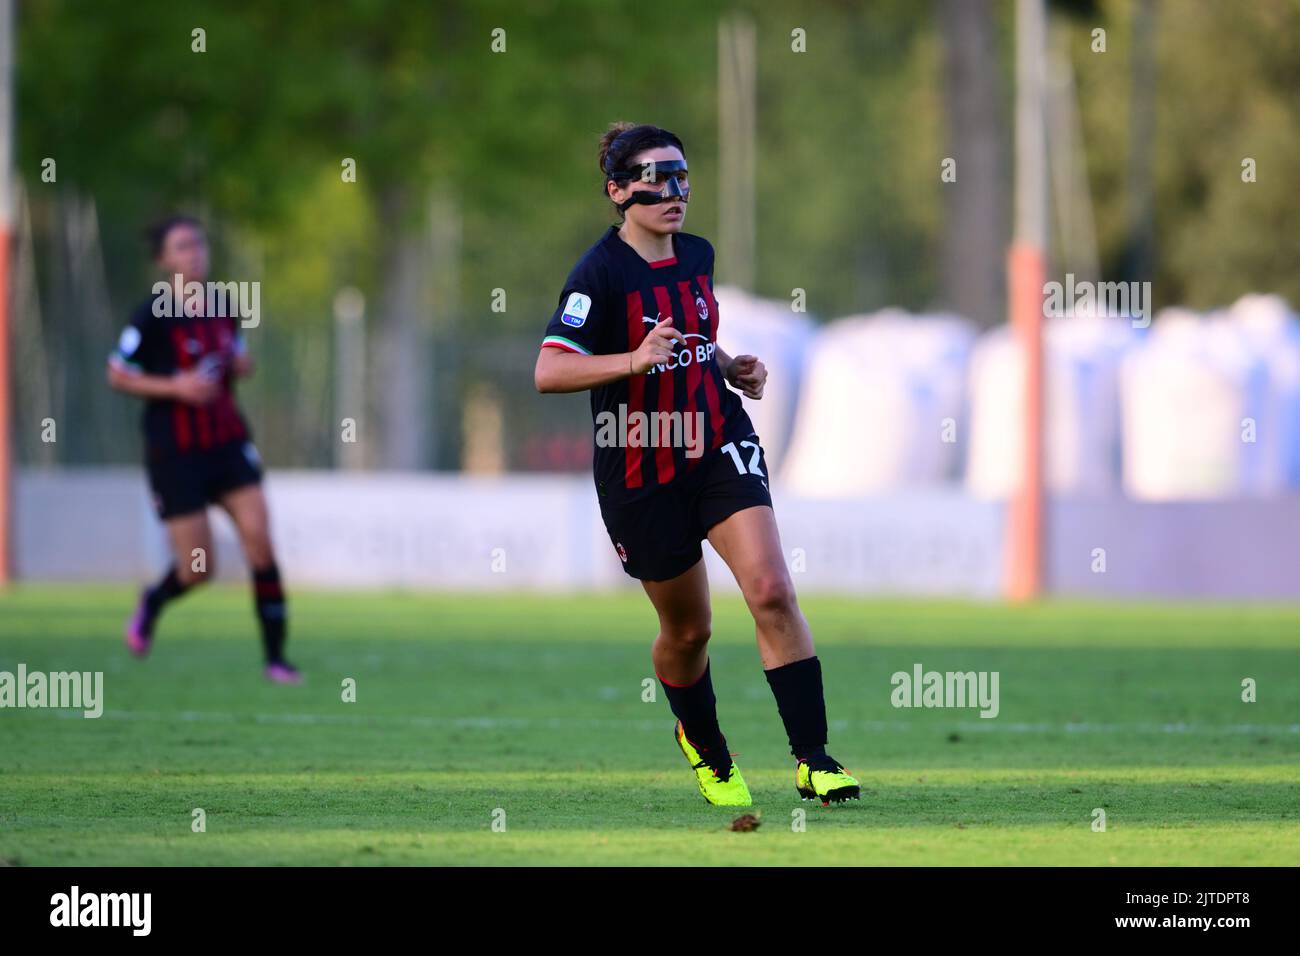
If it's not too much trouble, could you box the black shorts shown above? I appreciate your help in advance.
[599,437,773,582]
[145,440,264,520]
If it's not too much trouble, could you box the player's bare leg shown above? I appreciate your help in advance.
[643,559,750,805]
[708,504,859,804]
[168,510,216,587]
[705,505,811,668]
[125,510,212,657]
[219,483,274,570]
[643,558,712,686]
[219,484,298,682]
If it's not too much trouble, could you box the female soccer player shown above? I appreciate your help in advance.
[535,123,858,806]
[108,215,299,683]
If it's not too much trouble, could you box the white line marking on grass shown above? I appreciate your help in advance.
[37,709,1300,736]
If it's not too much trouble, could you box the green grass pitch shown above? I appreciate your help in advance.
[1,585,1298,866]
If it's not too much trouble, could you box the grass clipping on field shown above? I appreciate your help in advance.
[728,813,761,832]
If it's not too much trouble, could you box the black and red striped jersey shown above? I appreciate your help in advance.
[110,296,251,455]
[542,227,755,504]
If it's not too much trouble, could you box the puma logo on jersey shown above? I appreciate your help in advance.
[643,295,710,325]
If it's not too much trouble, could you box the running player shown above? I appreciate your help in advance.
[108,215,299,683]
[535,123,858,805]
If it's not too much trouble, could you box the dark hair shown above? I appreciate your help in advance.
[598,122,685,196]
[145,215,203,258]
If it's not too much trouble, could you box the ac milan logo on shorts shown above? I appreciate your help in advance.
[615,542,629,563]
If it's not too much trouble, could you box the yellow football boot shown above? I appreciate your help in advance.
[674,722,752,806]
[795,754,861,805]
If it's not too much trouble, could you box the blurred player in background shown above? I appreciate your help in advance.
[535,123,859,806]
[107,215,299,683]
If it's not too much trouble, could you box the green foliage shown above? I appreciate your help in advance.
[16,0,1300,466]
[1074,0,1300,309]
[22,0,1300,317]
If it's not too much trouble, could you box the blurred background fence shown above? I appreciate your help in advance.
[10,0,1300,595]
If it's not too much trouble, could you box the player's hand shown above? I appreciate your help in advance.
[630,316,688,375]
[726,354,766,399]
[197,351,231,381]
[171,368,221,405]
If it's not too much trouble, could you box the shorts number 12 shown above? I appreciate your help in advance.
[721,440,764,477]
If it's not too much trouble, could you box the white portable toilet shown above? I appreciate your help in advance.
[711,285,815,473]
[1227,294,1300,490]
[966,316,1136,498]
[780,310,976,496]
[1119,308,1267,499]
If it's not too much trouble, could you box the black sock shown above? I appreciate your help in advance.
[764,656,829,761]
[142,566,189,634]
[660,660,725,753]
[252,563,288,664]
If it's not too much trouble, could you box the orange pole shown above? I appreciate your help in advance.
[1005,240,1044,601]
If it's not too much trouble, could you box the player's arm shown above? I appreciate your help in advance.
[231,352,254,377]
[535,317,687,393]
[107,359,220,405]
[716,345,734,379]
[107,310,222,404]
[715,345,766,400]
[229,330,254,378]
[107,359,173,399]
